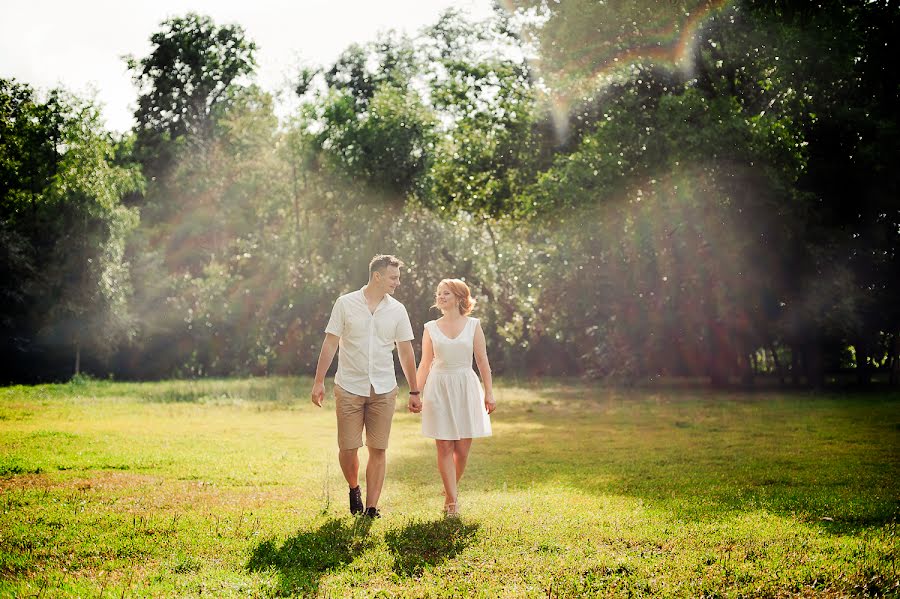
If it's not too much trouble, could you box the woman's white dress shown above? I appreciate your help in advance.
[421,317,492,440]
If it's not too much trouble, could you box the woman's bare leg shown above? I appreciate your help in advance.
[453,438,473,482]
[436,440,458,508]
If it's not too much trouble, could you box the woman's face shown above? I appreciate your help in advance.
[435,285,456,311]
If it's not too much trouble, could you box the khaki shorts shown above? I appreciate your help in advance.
[334,385,398,450]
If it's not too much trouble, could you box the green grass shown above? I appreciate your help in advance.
[1,378,898,597]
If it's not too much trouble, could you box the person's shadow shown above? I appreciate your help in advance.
[246,517,373,596]
[385,517,479,578]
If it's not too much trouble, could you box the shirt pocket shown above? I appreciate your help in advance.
[375,316,397,342]
[346,311,371,337]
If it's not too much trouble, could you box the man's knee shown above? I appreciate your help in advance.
[339,448,359,460]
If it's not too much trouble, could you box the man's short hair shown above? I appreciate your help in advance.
[369,254,404,277]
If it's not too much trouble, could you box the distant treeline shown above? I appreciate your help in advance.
[2,1,898,386]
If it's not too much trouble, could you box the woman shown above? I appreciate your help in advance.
[413,278,496,517]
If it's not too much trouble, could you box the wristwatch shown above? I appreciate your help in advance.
[409,390,420,395]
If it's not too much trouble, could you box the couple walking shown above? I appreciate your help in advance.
[310,254,495,518]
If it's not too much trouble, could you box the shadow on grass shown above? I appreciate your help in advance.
[385,517,479,577]
[246,517,373,596]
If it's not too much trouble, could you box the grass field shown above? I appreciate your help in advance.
[1,377,898,597]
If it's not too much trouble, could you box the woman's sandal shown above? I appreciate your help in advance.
[444,500,460,518]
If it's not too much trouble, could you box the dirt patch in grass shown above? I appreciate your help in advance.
[0,470,302,511]
[0,470,160,492]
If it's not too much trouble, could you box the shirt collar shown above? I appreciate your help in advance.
[358,286,393,312]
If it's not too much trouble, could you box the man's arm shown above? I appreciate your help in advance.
[311,333,340,407]
[396,340,419,410]
[410,328,434,414]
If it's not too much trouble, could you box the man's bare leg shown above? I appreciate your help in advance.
[365,447,387,508]
[338,448,360,487]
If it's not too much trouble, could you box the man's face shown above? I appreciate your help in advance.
[376,265,401,295]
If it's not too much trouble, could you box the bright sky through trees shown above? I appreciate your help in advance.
[0,0,494,132]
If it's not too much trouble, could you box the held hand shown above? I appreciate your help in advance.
[311,381,325,407]
[408,394,422,414]
[484,393,496,415]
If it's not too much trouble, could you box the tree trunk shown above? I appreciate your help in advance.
[769,343,786,386]
[890,331,899,386]
[805,342,825,390]
[74,340,81,376]
[740,351,755,388]
[791,345,801,387]
[291,159,301,243]
[708,320,730,388]
[856,341,872,386]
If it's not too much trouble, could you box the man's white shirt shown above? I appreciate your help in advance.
[325,287,414,396]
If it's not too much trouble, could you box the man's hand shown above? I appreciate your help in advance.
[311,381,326,407]
[311,334,339,408]
[408,393,422,414]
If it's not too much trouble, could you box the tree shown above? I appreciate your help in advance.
[419,10,553,219]
[0,81,141,381]
[503,0,900,386]
[0,79,61,353]
[126,13,257,190]
[298,34,437,203]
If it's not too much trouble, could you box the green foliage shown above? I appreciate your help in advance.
[306,33,430,198]
[0,81,141,381]
[0,80,64,211]
[127,12,257,188]
[41,94,142,345]
[422,13,552,218]
[322,35,418,108]
[313,83,436,200]
[126,85,298,377]
[2,3,899,384]
[0,80,62,335]
[127,12,257,141]
[505,0,725,93]
[422,57,547,218]
[505,0,899,383]
[68,372,96,385]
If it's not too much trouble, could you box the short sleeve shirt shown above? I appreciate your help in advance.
[325,287,414,395]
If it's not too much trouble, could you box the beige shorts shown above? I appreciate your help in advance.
[334,385,398,450]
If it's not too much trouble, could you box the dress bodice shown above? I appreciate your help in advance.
[426,317,478,372]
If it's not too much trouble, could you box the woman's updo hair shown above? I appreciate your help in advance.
[434,278,476,315]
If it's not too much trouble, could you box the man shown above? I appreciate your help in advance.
[311,254,419,518]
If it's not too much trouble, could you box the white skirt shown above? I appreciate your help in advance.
[421,368,492,440]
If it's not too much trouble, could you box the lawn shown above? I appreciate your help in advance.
[1,378,898,597]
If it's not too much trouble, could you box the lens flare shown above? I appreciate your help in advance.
[498,0,732,141]
[532,156,788,382]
